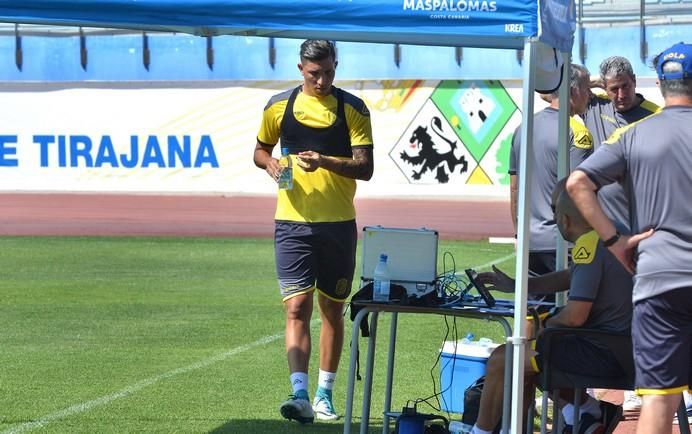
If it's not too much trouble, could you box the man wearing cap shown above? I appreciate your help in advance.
[581,56,661,234]
[568,42,692,434]
[582,55,661,413]
[509,63,593,277]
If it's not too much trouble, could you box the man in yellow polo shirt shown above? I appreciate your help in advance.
[253,39,374,424]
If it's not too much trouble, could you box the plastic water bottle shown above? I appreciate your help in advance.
[278,147,293,190]
[460,332,474,344]
[373,253,391,302]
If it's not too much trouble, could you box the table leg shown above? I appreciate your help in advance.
[344,308,369,434]
[360,311,379,434]
[491,316,513,434]
[381,312,398,434]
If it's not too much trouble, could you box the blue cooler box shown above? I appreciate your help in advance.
[439,340,498,414]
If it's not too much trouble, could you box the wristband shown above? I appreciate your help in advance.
[603,231,621,247]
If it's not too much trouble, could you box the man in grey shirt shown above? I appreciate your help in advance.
[581,56,660,232]
[509,64,593,276]
[568,42,692,434]
[469,186,630,434]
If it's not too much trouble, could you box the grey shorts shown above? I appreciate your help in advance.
[274,220,357,302]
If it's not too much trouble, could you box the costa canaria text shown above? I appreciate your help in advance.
[403,0,497,12]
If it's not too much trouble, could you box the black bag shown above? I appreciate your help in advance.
[460,375,484,427]
[460,376,501,434]
[349,282,408,337]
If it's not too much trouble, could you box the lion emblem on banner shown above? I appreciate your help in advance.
[400,116,468,183]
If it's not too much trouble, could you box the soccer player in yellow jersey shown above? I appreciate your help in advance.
[253,40,373,424]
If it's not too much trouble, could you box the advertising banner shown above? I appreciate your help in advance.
[3,77,663,198]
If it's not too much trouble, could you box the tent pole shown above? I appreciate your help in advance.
[555,52,571,304]
[509,37,536,434]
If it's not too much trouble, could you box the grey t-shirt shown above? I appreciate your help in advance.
[510,107,593,251]
[568,229,632,332]
[581,94,660,232]
[577,106,692,302]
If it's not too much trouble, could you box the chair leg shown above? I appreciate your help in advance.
[572,388,582,433]
[678,395,691,434]
[540,392,549,434]
[527,406,534,434]
[527,387,536,434]
[552,390,564,434]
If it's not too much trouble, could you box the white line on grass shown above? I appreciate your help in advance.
[473,252,516,270]
[3,253,516,434]
[1,321,319,434]
[451,252,516,278]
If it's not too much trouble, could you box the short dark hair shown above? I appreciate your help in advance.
[599,56,635,82]
[300,40,336,63]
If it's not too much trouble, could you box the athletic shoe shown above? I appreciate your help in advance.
[599,401,623,434]
[279,391,314,424]
[622,390,642,412]
[312,393,339,420]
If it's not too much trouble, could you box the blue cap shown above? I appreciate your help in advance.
[656,42,692,81]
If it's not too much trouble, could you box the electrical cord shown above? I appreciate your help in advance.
[404,252,488,417]
[436,251,473,307]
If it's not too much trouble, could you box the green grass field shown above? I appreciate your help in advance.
[0,236,515,434]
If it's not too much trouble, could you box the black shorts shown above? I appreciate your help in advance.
[275,220,357,302]
[532,333,624,378]
[529,251,557,277]
[633,286,692,395]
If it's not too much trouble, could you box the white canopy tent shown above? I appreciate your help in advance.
[0,1,576,433]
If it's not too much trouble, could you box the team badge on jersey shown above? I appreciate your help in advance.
[573,230,599,264]
[569,117,593,150]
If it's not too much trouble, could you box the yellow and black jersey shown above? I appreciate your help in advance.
[579,93,660,233]
[582,92,660,148]
[257,86,373,223]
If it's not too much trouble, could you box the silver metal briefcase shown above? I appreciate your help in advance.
[361,226,438,297]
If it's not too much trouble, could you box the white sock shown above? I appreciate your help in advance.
[580,396,602,419]
[684,390,692,407]
[470,425,493,434]
[317,369,336,391]
[290,372,309,395]
[562,404,575,426]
